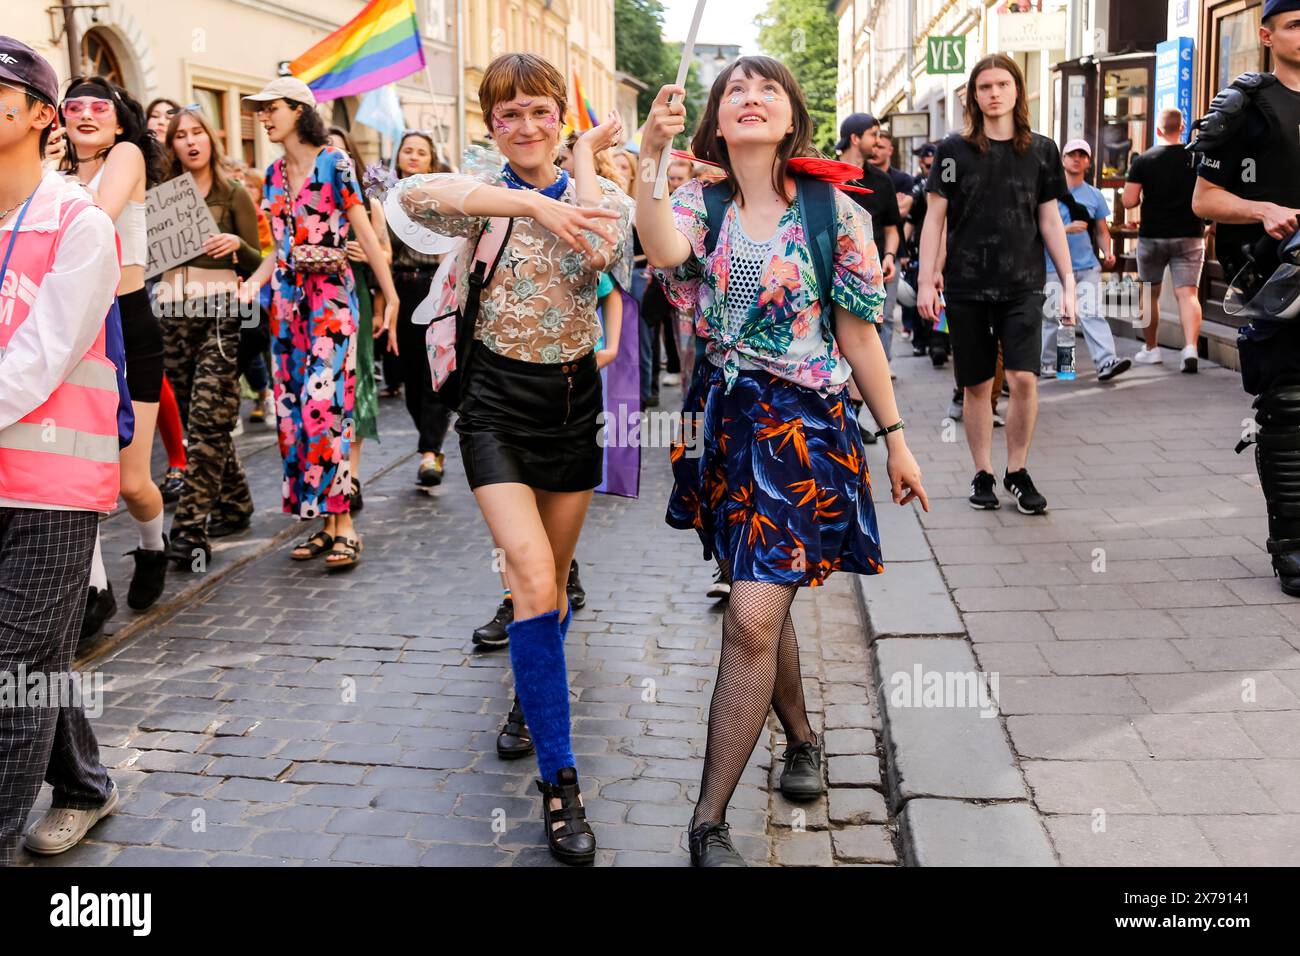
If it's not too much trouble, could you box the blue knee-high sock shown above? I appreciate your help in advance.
[507,608,575,785]
[559,599,573,641]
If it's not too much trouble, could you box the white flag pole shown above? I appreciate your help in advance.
[652,0,707,200]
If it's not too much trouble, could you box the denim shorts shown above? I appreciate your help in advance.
[1136,237,1205,288]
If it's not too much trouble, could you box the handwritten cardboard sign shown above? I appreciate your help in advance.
[144,173,218,279]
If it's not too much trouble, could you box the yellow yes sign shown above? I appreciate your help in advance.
[926,36,966,75]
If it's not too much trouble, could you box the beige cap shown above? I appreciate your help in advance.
[243,76,316,107]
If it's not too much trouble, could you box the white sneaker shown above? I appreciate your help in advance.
[1133,346,1164,365]
[1040,362,1056,378]
[25,779,119,855]
[1181,344,1198,374]
[262,393,276,420]
[231,416,244,437]
[659,372,680,387]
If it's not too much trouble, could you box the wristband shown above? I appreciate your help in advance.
[874,419,905,438]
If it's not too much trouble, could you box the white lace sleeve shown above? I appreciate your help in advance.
[389,173,492,245]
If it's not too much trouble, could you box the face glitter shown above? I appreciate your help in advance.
[3,107,18,120]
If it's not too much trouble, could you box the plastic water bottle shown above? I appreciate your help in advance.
[1056,324,1077,381]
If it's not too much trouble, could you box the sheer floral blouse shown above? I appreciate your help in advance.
[654,177,886,396]
[389,169,633,364]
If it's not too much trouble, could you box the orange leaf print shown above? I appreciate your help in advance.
[787,478,819,507]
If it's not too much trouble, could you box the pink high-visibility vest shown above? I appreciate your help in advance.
[0,185,121,512]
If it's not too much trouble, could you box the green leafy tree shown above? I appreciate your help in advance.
[756,0,840,154]
[614,0,705,140]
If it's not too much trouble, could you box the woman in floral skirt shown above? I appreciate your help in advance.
[636,56,929,866]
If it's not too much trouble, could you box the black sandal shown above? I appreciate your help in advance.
[496,698,534,759]
[349,477,364,512]
[290,530,333,561]
[537,767,596,865]
[324,535,362,571]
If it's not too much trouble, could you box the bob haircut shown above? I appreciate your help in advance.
[478,53,567,129]
[689,55,816,206]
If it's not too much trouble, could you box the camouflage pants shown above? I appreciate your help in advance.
[161,297,253,544]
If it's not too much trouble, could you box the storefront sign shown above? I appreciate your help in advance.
[997,10,1068,51]
[1155,37,1195,144]
[926,36,966,75]
[889,111,931,139]
[1175,0,1191,28]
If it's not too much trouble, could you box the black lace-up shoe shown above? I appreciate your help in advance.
[689,821,747,867]
[472,598,513,649]
[1273,551,1300,598]
[1003,468,1048,515]
[969,470,1000,510]
[79,582,117,645]
[778,738,824,801]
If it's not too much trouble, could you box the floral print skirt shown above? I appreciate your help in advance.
[666,359,884,587]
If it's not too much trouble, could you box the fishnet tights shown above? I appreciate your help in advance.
[692,563,816,829]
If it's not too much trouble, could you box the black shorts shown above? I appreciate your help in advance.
[945,293,1045,389]
[456,342,603,492]
[119,287,164,402]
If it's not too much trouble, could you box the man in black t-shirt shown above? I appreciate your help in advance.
[1190,0,1300,598]
[918,54,1076,516]
[837,112,902,361]
[1123,108,1206,373]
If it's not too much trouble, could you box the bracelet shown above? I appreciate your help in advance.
[882,251,895,260]
[874,419,905,438]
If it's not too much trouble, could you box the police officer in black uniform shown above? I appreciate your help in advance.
[1192,0,1300,597]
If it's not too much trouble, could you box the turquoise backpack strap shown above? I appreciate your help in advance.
[795,176,838,333]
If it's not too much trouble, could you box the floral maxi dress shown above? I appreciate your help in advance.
[263,146,361,518]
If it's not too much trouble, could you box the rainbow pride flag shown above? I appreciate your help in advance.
[572,69,598,132]
[290,0,426,103]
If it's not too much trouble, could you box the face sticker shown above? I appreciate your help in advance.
[762,90,777,103]
[3,107,18,120]
[728,91,743,106]
[543,112,558,130]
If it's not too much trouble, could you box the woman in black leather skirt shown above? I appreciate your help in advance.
[384,53,631,864]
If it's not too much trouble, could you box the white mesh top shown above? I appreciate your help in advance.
[708,216,778,373]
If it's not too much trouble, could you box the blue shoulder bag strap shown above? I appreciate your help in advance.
[795,176,838,335]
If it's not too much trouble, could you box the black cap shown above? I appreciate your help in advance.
[1264,0,1300,19]
[835,112,879,154]
[912,142,937,159]
[0,37,58,106]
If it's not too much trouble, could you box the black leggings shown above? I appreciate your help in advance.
[394,275,454,454]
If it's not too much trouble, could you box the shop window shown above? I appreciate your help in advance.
[1098,65,1148,182]
[1214,3,1265,92]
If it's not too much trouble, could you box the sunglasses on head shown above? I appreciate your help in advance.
[167,104,203,116]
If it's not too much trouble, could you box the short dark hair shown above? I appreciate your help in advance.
[25,91,54,154]
[284,98,329,147]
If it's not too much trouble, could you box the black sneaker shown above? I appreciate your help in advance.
[158,468,185,504]
[207,513,252,538]
[1004,468,1048,515]
[79,583,117,643]
[969,470,1000,510]
[947,387,964,422]
[778,737,824,801]
[126,537,169,611]
[929,345,948,367]
[417,454,445,487]
[689,821,747,867]
[167,535,211,571]
[472,598,513,649]
[566,559,586,611]
[706,566,731,601]
[1097,357,1132,382]
[1273,551,1300,598]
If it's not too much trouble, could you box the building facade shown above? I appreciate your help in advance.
[15,0,460,169]
[461,0,619,146]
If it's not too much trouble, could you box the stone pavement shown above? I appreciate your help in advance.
[23,395,896,867]
[868,327,1300,866]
